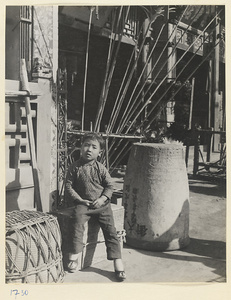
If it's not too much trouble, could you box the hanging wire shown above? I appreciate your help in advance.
[81,6,94,130]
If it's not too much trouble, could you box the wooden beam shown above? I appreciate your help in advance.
[68,130,144,140]
[20,59,43,212]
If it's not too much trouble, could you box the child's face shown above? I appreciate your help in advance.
[81,138,101,162]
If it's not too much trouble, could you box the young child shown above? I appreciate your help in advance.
[65,132,126,281]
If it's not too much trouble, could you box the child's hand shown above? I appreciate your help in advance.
[91,196,107,209]
[81,199,92,207]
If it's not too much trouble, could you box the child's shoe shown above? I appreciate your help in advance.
[67,260,78,273]
[115,270,126,281]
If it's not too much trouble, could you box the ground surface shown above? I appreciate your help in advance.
[63,169,226,283]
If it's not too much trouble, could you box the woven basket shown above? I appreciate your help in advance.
[5,210,65,283]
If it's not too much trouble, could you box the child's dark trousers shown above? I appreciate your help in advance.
[70,203,122,260]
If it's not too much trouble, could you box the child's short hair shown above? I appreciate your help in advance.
[82,132,105,149]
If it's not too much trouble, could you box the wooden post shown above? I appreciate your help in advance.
[104,125,109,169]
[105,138,109,170]
[193,130,200,176]
[208,60,212,128]
[206,127,213,163]
[20,59,43,211]
[213,13,220,151]
[188,77,195,130]
[185,142,189,169]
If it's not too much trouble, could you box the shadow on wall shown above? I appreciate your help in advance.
[6,169,20,211]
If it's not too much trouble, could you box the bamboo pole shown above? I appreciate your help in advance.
[143,39,221,131]
[106,7,171,154]
[106,13,147,133]
[117,6,205,134]
[94,6,124,131]
[5,90,41,97]
[117,14,189,133]
[108,7,166,134]
[106,25,143,133]
[107,6,188,155]
[115,22,166,134]
[68,129,144,140]
[94,8,118,131]
[110,142,132,172]
[95,7,130,132]
[107,6,206,161]
[20,59,43,212]
[125,14,220,134]
[188,77,195,130]
[82,7,94,130]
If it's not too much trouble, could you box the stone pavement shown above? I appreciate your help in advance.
[63,172,226,283]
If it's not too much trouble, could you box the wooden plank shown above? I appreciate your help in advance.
[5,79,42,95]
[20,59,43,212]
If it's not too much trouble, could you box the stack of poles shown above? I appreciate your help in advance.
[94,6,130,132]
[107,7,223,172]
[80,6,224,172]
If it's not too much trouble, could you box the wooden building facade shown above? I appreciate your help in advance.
[5,5,225,212]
